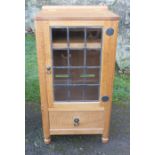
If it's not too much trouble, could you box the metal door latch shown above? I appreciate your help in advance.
[46,65,52,74]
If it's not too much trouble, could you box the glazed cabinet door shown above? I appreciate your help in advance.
[43,21,118,107]
[50,26,103,103]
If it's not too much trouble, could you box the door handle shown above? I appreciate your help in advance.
[73,117,80,127]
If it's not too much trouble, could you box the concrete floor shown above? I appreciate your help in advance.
[25,103,130,155]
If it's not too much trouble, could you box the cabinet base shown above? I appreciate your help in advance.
[44,137,51,144]
[101,137,109,144]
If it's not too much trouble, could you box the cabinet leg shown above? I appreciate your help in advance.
[101,136,109,144]
[44,137,51,144]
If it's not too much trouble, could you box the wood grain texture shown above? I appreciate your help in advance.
[35,5,119,21]
[49,103,104,111]
[49,110,104,129]
[49,20,106,26]
[100,20,119,140]
[35,21,50,139]
[43,21,54,108]
[50,128,103,135]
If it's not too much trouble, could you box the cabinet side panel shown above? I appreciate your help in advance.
[100,20,119,139]
[35,21,50,138]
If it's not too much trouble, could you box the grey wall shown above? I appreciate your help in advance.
[25,0,130,70]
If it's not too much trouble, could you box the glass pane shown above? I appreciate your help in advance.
[83,68,100,84]
[53,69,69,84]
[52,28,67,43]
[87,50,100,66]
[54,86,68,101]
[70,69,84,84]
[85,86,99,100]
[70,50,84,66]
[87,28,101,43]
[70,86,83,100]
[53,50,67,66]
[69,28,84,43]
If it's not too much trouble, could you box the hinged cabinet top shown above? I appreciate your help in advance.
[35,5,119,21]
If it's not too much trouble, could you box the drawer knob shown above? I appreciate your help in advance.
[73,117,80,127]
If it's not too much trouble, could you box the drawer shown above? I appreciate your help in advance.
[49,110,104,130]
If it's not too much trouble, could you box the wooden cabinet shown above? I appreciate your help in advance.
[35,5,119,144]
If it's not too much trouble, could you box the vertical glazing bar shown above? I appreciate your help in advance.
[98,28,103,100]
[50,28,55,101]
[82,27,87,100]
[67,27,71,101]
[84,27,87,66]
[51,28,55,74]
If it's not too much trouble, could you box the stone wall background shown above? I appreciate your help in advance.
[25,0,130,71]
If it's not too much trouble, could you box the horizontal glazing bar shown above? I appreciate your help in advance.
[54,100,99,102]
[50,26,102,29]
[55,74,97,78]
[54,83,99,86]
[53,48,101,50]
[53,66,100,69]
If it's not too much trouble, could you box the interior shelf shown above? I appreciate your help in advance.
[52,38,101,49]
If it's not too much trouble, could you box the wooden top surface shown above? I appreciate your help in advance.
[35,5,119,21]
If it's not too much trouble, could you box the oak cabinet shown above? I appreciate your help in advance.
[35,5,119,144]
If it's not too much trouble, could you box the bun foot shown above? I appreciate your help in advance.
[44,137,51,144]
[101,137,109,144]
